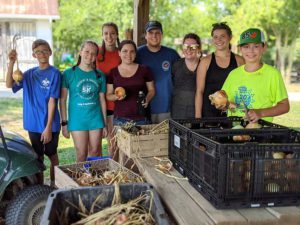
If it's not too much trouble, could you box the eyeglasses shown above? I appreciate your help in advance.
[182,44,199,51]
[34,50,50,55]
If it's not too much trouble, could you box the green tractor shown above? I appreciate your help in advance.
[0,125,54,225]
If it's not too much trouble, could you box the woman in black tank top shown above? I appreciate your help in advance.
[195,22,244,118]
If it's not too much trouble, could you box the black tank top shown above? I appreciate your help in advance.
[202,52,238,117]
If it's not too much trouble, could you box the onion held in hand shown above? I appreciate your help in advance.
[115,87,126,99]
[12,68,23,83]
[209,90,228,109]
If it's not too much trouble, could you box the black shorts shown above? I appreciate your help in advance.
[28,131,59,157]
[107,110,114,116]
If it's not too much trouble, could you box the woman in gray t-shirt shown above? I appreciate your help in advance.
[171,33,202,119]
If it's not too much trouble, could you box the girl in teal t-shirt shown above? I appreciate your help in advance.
[60,40,107,162]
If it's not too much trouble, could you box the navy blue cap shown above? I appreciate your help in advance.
[145,21,163,33]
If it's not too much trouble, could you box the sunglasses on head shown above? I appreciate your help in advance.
[182,44,199,50]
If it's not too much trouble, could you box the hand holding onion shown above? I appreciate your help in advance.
[9,47,23,84]
[209,90,236,111]
[114,87,126,100]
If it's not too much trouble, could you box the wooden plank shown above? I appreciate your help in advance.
[116,124,168,158]
[55,165,79,188]
[266,207,300,225]
[237,208,278,225]
[169,165,248,225]
[134,157,300,225]
[135,158,215,225]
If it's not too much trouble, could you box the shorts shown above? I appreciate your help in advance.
[28,131,59,157]
[107,110,114,117]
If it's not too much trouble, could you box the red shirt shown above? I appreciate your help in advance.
[96,47,121,110]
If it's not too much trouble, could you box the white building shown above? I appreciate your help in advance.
[0,0,59,81]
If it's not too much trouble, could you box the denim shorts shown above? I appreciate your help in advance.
[113,117,149,126]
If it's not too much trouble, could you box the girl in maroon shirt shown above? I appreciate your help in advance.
[106,40,155,125]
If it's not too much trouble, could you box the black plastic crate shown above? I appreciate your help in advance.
[187,130,300,209]
[168,117,288,176]
[172,116,287,131]
[41,183,170,225]
[169,119,190,175]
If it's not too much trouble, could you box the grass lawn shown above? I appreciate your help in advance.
[0,97,299,179]
[0,98,108,179]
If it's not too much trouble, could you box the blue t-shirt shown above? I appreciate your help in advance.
[136,45,180,114]
[62,67,106,131]
[12,66,61,133]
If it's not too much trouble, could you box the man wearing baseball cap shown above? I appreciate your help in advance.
[219,28,289,122]
[136,20,180,123]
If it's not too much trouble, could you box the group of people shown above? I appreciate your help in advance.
[5,21,289,186]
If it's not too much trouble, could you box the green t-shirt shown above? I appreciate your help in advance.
[222,64,288,122]
[62,67,106,131]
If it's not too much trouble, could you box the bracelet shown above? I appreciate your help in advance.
[61,120,68,126]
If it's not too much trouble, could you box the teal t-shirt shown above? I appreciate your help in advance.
[62,67,106,131]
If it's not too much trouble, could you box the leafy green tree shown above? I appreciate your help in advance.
[53,0,300,80]
[207,0,300,81]
[53,0,133,65]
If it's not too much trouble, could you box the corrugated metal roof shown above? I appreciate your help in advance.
[0,0,59,17]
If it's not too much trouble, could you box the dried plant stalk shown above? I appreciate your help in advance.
[64,167,143,186]
[59,184,156,225]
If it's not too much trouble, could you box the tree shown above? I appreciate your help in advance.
[208,0,300,82]
[53,0,300,80]
[53,0,133,64]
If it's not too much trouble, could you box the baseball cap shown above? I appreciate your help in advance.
[145,20,163,33]
[238,28,265,45]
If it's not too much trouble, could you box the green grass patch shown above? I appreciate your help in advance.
[0,98,108,179]
[273,102,300,130]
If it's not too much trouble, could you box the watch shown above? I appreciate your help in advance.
[61,120,68,126]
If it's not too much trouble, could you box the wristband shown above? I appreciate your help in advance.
[61,120,68,126]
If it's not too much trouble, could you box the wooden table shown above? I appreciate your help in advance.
[133,157,300,225]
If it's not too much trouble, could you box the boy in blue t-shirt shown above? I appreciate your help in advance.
[6,39,61,187]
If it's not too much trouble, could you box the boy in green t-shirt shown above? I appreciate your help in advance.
[219,28,289,122]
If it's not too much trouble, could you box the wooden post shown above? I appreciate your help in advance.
[125,28,133,40]
[133,0,149,47]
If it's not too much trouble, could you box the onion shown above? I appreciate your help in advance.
[12,68,23,83]
[266,183,280,192]
[116,213,128,224]
[272,152,285,159]
[115,87,126,99]
[245,122,262,129]
[233,135,251,142]
[232,125,244,129]
[232,125,251,141]
[209,90,228,109]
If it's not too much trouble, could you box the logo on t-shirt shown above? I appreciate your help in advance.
[235,86,254,113]
[41,78,50,89]
[162,60,170,71]
[77,79,98,101]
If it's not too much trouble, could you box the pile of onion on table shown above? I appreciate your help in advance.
[65,168,144,186]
